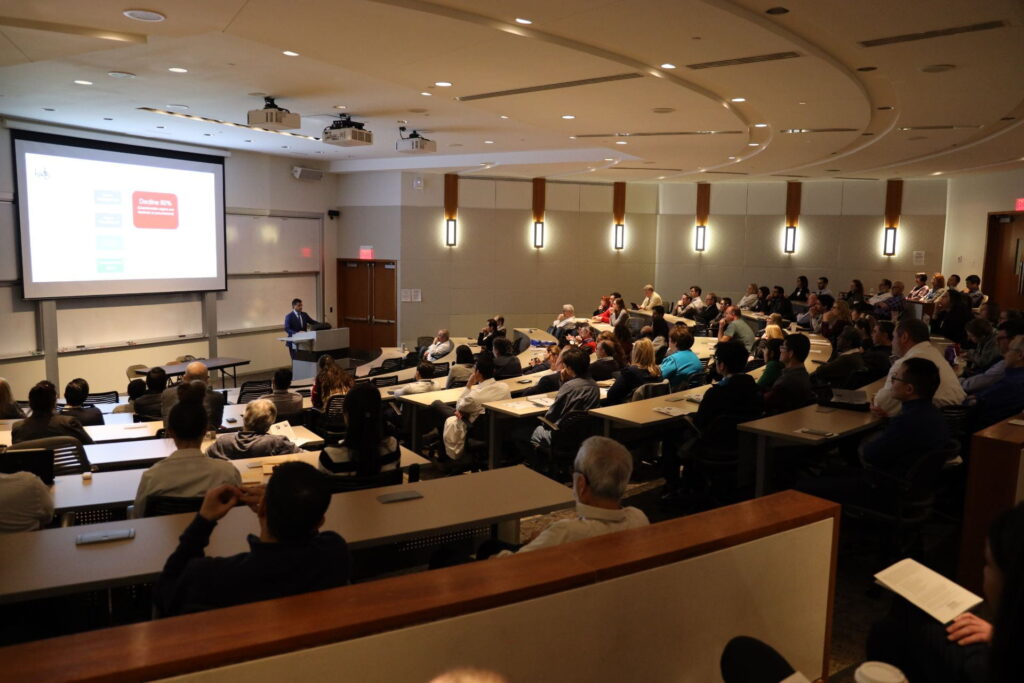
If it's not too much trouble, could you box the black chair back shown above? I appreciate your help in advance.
[630,379,670,402]
[144,495,204,517]
[372,375,399,388]
[237,380,272,404]
[0,448,55,485]
[86,391,119,405]
[684,372,707,390]
[325,468,403,493]
[8,436,90,477]
[432,362,450,377]
[380,358,404,372]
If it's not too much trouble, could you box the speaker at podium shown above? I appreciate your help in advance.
[278,328,350,380]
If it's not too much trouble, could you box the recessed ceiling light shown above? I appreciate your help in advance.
[615,141,627,145]
[168,67,188,73]
[500,115,509,119]
[203,133,212,136]
[420,91,432,96]
[660,63,677,69]
[434,81,453,87]
[282,50,300,57]
[931,171,943,176]
[123,9,165,22]
[730,97,746,103]
[107,71,135,79]
[515,17,532,25]
[244,139,252,142]
[281,145,288,148]
[728,156,737,160]
[333,105,347,110]
[166,104,190,110]
[562,114,576,119]
[74,80,93,86]
[484,140,494,144]
[765,6,789,15]
[798,101,807,105]
[748,142,759,147]
[754,123,768,128]
[603,158,614,161]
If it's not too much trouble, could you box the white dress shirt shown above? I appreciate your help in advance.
[867,291,893,306]
[133,447,241,517]
[424,339,453,361]
[455,378,512,422]
[511,502,649,554]
[640,292,664,310]
[874,341,966,416]
[0,472,54,532]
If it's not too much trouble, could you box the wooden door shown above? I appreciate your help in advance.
[336,259,397,354]
[983,212,1024,311]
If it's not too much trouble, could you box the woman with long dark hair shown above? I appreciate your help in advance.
[318,382,399,477]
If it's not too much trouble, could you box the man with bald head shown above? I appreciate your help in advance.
[160,362,227,429]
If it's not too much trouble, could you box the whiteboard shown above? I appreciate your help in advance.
[226,215,321,274]
[0,285,38,355]
[56,293,203,349]
[0,203,18,282]
[217,274,318,332]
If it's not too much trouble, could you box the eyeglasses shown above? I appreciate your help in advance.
[891,376,909,384]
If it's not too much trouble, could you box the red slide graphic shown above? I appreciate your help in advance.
[132,191,179,229]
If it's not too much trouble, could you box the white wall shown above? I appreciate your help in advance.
[943,168,1024,276]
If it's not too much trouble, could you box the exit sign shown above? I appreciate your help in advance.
[1016,197,1024,211]
[359,245,375,260]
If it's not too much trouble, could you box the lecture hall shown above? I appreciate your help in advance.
[0,1,1023,681]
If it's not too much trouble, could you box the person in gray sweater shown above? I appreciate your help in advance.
[529,347,602,450]
[206,399,299,460]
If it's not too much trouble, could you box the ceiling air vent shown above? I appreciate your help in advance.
[860,20,1005,47]
[457,73,642,101]
[687,51,800,70]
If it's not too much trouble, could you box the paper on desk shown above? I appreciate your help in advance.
[653,406,685,416]
[874,558,982,624]
[501,401,535,411]
[269,421,297,441]
[529,397,555,407]
[599,388,609,399]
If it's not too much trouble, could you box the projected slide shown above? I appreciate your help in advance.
[15,132,226,299]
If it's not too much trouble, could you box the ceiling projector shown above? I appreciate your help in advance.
[396,127,436,154]
[247,96,300,130]
[323,115,374,147]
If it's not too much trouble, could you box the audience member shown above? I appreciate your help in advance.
[764,334,814,414]
[60,378,104,426]
[607,297,628,327]
[962,320,1024,394]
[923,273,947,302]
[548,305,576,334]
[811,328,867,389]
[256,368,303,420]
[671,292,692,318]
[394,361,437,398]
[908,272,931,300]
[0,377,25,419]
[613,320,633,359]
[606,338,662,405]
[821,299,852,343]
[737,283,759,310]
[591,340,620,381]
[134,388,241,517]
[134,367,167,421]
[423,329,454,361]
[947,273,961,291]
[648,306,669,345]
[757,339,785,390]
[843,279,866,307]
[311,356,353,410]
[319,382,400,476]
[679,286,705,317]
[718,306,756,352]
[660,327,702,389]
[963,318,1001,376]
[969,335,1024,430]
[567,323,598,355]
[525,344,559,375]
[766,286,795,320]
[873,319,965,416]
[477,317,502,351]
[113,379,148,415]
[796,293,822,330]
[525,348,601,454]
[861,320,895,379]
[160,362,227,430]
[979,300,1000,325]
[762,313,785,341]
[694,292,721,327]
[437,355,511,461]
[494,315,507,336]
[751,286,771,313]
[815,276,833,298]
[638,284,663,310]
[964,274,985,308]
[206,399,299,460]
[523,346,569,396]
[788,275,810,302]
[492,337,523,379]
[12,381,93,445]
[447,345,476,388]
[868,279,893,306]
[0,469,54,533]
[154,461,349,616]
[592,295,611,317]
[932,289,972,346]
[873,280,906,320]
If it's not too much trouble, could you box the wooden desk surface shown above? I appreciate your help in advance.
[514,327,558,345]
[590,384,712,428]
[397,373,550,408]
[0,465,573,604]
[84,421,163,442]
[54,447,430,512]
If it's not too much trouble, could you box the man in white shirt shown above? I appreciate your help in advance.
[867,279,893,306]
[639,284,664,310]
[815,276,833,299]
[393,361,437,397]
[0,471,54,532]
[680,286,706,317]
[438,355,511,460]
[134,397,241,517]
[873,318,965,416]
[509,436,649,554]
[423,329,453,362]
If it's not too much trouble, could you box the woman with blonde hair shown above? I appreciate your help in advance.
[0,378,25,419]
[821,299,853,342]
[762,313,786,341]
[606,337,662,405]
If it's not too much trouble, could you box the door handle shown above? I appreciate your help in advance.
[345,316,370,322]
[372,318,396,324]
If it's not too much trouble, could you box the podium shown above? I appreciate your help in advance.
[278,328,350,380]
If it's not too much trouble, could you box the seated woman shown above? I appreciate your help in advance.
[311,357,354,410]
[762,313,786,341]
[613,319,633,360]
[923,273,947,302]
[319,382,400,477]
[592,294,611,317]
[602,297,628,327]
[788,275,810,302]
[737,283,759,310]
[606,338,662,405]
[0,377,25,419]
[751,286,771,313]
[525,343,559,375]
[447,344,476,387]
[932,289,972,346]
[660,327,702,389]
[842,279,866,307]
[597,330,627,368]
[206,399,299,460]
[756,338,785,391]
[821,299,853,343]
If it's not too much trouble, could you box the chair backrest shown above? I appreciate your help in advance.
[86,390,119,405]
[125,364,147,380]
[416,336,434,349]
[295,387,312,397]
[8,436,90,477]
[0,447,55,485]
[325,394,346,420]
[630,379,670,402]
[325,467,404,493]
[683,372,707,390]
[238,380,272,404]
[447,379,468,389]
[432,362,450,377]
[550,410,602,452]
[372,375,399,387]
[380,358,404,372]
[143,495,204,518]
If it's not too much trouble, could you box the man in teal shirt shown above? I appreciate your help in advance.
[660,326,703,389]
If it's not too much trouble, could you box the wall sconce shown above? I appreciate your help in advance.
[613,222,625,250]
[445,218,457,247]
[533,220,544,249]
[695,225,707,252]
[784,225,797,254]
[883,226,897,256]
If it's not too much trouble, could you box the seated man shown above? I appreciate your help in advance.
[907,273,931,300]
[113,379,148,414]
[134,367,168,421]
[258,368,304,420]
[567,323,598,355]
[547,305,577,340]
[0,469,54,532]
[815,276,833,299]
[970,334,1024,430]
[764,333,815,414]
[964,274,985,308]
[766,286,795,321]
[507,436,649,554]
[492,337,523,380]
[679,286,705,317]
[154,461,350,616]
[12,380,93,445]
[795,293,820,328]
[437,355,511,461]
[423,329,454,362]
[527,347,601,453]
[660,326,702,389]
[867,279,893,306]
[135,386,242,517]
[160,361,227,430]
[59,378,104,426]
[962,320,1024,394]
[477,318,501,352]
[590,340,620,381]
[717,305,756,353]
[811,327,867,389]
[206,399,300,460]
[873,319,965,416]
[873,280,906,320]
[962,318,1000,376]
[394,360,437,397]
[672,293,692,317]
[638,284,663,311]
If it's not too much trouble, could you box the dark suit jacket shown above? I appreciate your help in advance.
[284,310,318,336]
[589,357,619,382]
[12,414,93,445]
[493,355,523,380]
[133,391,164,421]
[161,386,227,430]
[522,372,561,396]
[60,405,104,427]
[693,373,763,432]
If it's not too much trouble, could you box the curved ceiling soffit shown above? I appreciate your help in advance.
[362,0,773,178]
